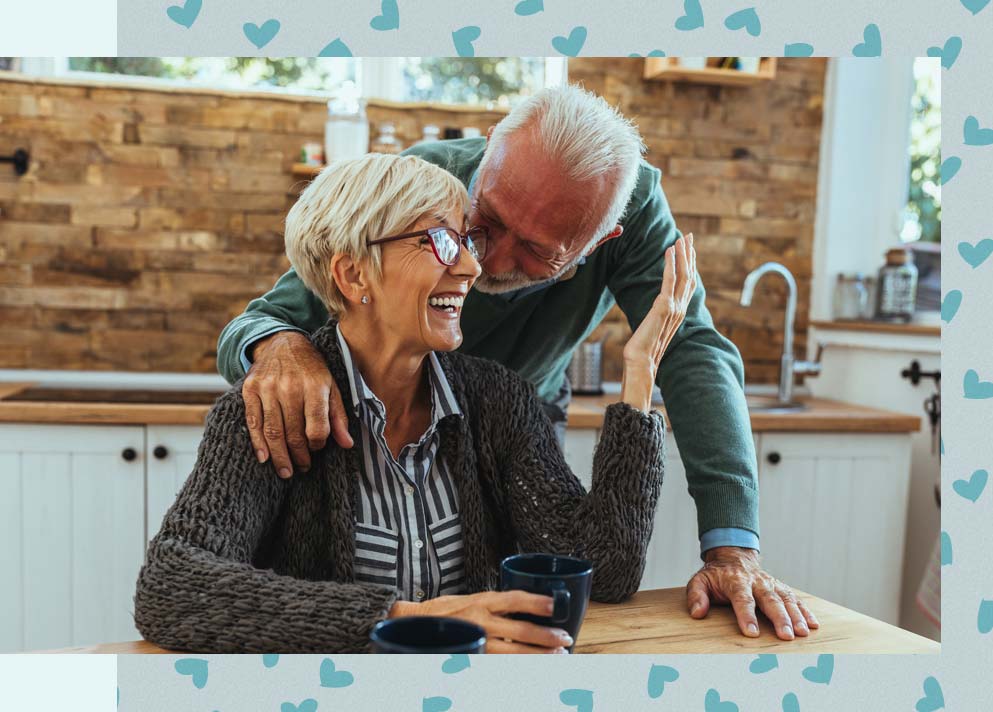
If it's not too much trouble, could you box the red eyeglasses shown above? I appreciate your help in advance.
[367,226,489,266]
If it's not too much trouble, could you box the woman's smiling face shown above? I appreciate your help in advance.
[366,206,482,354]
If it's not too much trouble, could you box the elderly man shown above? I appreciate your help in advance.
[217,84,818,641]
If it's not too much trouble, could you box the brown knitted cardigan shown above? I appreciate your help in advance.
[133,320,666,653]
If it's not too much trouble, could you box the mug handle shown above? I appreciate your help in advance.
[550,583,571,624]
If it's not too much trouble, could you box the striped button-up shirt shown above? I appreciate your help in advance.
[336,325,466,601]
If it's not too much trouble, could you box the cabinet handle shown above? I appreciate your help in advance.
[121,447,138,462]
[767,452,781,465]
[153,445,169,460]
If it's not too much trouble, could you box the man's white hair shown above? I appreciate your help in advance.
[478,82,647,252]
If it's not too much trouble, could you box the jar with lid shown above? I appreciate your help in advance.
[370,122,402,154]
[419,124,440,143]
[324,83,369,163]
[832,272,869,320]
[875,247,918,322]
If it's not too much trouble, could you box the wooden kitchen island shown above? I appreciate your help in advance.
[46,587,937,655]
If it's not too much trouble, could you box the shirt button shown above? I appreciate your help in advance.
[415,589,425,599]
[414,540,423,549]
[406,485,414,495]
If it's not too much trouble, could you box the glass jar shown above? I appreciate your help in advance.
[875,247,918,322]
[324,84,369,162]
[832,273,869,321]
[370,122,402,154]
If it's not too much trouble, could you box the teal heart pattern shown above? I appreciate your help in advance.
[422,697,452,712]
[174,659,208,690]
[166,0,201,28]
[749,654,778,674]
[559,688,594,712]
[243,19,280,49]
[441,654,470,674]
[964,116,993,145]
[784,42,814,57]
[940,531,952,566]
[801,654,834,685]
[704,688,738,712]
[941,290,962,322]
[958,238,993,267]
[852,23,882,57]
[629,50,666,57]
[318,38,352,56]
[960,0,991,14]
[782,692,801,712]
[724,8,761,37]
[927,36,962,69]
[675,0,705,30]
[941,156,962,184]
[452,25,481,57]
[369,0,399,31]
[514,0,544,16]
[552,26,587,57]
[915,677,944,712]
[281,700,317,712]
[964,370,993,399]
[953,469,988,502]
[979,599,993,634]
[646,664,679,698]
[262,654,280,668]
[319,658,355,688]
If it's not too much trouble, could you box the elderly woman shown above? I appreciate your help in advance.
[134,152,696,653]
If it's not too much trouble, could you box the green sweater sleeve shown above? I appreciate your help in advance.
[216,267,329,384]
[606,167,760,539]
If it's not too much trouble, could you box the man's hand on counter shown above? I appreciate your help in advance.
[685,546,819,641]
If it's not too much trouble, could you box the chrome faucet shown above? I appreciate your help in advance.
[740,262,821,405]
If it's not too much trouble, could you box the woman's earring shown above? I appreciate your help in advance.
[361,295,369,304]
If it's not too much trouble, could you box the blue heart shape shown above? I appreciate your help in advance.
[552,26,587,57]
[749,654,779,674]
[675,0,705,30]
[915,676,944,712]
[784,43,814,57]
[953,469,988,502]
[782,692,800,712]
[369,0,399,31]
[941,290,962,322]
[978,600,993,633]
[319,658,354,688]
[964,116,993,146]
[318,38,353,57]
[940,531,952,566]
[704,688,738,712]
[927,36,962,69]
[724,8,761,37]
[646,664,679,698]
[166,0,201,28]
[960,0,991,14]
[940,156,962,184]
[441,654,470,674]
[853,23,882,57]
[629,50,667,57]
[281,700,317,712]
[801,654,834,685]
[514,0,544,16]
[422,697,452,712]
[452,26,481,57]
[964,370,993,399]
[262,654,280,668]
[559,688,594,712]
[174,659,208,689]
[243,19,280,49]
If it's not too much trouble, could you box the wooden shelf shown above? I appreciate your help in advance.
[810,319,940,337]
[292,163,323,178]
[643,57,777,86]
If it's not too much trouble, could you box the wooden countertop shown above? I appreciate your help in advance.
[810,319,940,337]
[0,383,920,432]
[42,587,937,655]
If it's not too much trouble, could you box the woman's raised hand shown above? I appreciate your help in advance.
[621,233,697,412]
[389,591,573,653]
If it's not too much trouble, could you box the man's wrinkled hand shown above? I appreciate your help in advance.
[685,546,819,640]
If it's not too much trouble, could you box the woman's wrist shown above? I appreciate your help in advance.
[388,600,417,618]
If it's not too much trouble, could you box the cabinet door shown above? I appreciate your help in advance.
[0,424,145,652]
[757,432,912,624]
[145,425,205,543]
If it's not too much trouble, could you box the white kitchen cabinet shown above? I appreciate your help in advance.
[145,425,204,541]
[0,424,145,652]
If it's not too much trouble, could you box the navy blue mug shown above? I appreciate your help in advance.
[369,616,487,654]
[499,553,593,651]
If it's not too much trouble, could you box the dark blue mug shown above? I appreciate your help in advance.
[499,553,593,651]
[369,616,486,654]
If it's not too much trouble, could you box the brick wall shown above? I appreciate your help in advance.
[0,61,826,380]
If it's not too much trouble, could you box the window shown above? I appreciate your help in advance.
[900,58,941,244]
[398,58,564,107]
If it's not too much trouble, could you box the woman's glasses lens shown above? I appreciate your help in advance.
[428,227,487,265]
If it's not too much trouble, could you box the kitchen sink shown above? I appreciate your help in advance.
[744,394,807,413]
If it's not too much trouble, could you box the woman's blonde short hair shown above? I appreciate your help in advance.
[284,152,470,318]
